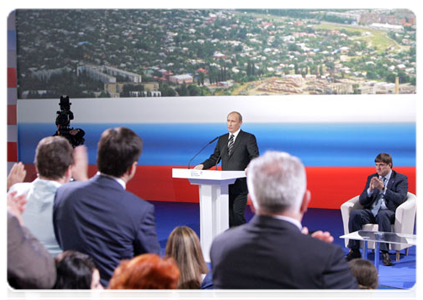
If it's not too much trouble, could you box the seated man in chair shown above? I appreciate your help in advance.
[346,153,408,266]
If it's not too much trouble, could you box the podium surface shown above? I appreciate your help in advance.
[172,169,246,261]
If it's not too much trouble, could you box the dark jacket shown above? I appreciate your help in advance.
[210,215,358,289]
[8,213,56,289]
[201,130,259,171]
[53,174,161,287]
[359,170,408,212]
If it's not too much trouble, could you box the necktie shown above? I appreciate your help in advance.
[228,134,234,156]
[371,177,387,217]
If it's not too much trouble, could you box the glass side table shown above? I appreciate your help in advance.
[340,230,416,271]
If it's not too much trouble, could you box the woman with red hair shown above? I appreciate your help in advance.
[108,254,180,289]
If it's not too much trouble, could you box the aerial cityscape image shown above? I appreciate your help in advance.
[15,9,416,98]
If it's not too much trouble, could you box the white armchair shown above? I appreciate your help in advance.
[340,192,416,261]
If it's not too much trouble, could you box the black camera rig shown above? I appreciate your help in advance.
[54,96,85,148]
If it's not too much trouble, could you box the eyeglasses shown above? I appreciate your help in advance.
[168,290,179,300]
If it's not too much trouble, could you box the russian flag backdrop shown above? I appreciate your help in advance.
[16,95,416,209]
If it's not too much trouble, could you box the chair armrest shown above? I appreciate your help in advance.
[340,196,361,247]
[340,197,362,228]
[394,193,416,234]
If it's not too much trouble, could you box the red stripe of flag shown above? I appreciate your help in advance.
[7,105,17,125]
[7,68,17,88]
[7,142,18,162]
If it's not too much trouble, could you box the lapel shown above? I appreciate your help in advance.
[386,170,396,190]
[227,130,244,159]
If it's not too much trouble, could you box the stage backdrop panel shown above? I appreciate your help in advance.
[16,95,416,209]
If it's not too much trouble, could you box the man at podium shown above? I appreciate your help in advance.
[194,111,259,227]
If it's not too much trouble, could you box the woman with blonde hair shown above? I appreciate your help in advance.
[109,254,180,289]
[165,226,209,289]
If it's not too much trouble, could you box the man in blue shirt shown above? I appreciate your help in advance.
[9,136,86,257]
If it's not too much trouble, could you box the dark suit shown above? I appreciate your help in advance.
[8,213,57,289]
[201,130,259,226]
[348,170,408,251]
[53,174,161,287]
[210,215,358,289]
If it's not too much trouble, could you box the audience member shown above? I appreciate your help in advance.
[165,226,209,289]
[54,251,103,289]
[7,162,27,191]
[346,153,408,266]
[210,151,358,289]
[9,136,87,257]
[348,259,379,289]
[108,254,180,289]
[54,127,161,287]
[7,191,56,289]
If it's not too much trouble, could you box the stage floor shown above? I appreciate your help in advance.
[150,201,420,299]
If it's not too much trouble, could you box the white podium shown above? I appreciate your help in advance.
[172,168,246,262]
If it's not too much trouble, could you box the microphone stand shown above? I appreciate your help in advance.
[187,136,219,169]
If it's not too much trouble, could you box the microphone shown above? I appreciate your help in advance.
[215,138,228,170]
[187,136,219,169]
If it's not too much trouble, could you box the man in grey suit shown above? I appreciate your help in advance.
[210,151,358,289]
[195,111,259,226]
[54,127,161,287]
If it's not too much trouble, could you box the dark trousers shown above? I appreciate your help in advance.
[229,179,247,227]
[348,208,395,252]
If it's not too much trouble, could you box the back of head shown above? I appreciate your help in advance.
[247,151,306,214]
[165,226,209,289]
[109,254,180,289]
[54,251,96,289]
[348,259,378,289]
[97,127,143,178]
[35,136,74,180]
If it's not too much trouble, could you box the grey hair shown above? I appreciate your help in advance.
[247,151,307,214]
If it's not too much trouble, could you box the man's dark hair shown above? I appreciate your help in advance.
[97,127,143,178]
[34,136,74,180]
[375,153,393,168]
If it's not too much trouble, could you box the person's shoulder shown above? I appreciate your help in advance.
[123,190,153,208]
[218,133,229,140]
[240,129,254,136]
[301,232,345,255]
[366,173,377,180]
[212,224,247,245]
[245,130,258,141]
[239,130,257,142]
[56,178,93,197]
[393,169,408,179]
[9,181,32,194]
[62,178,90,189]
[4,210,19,225]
